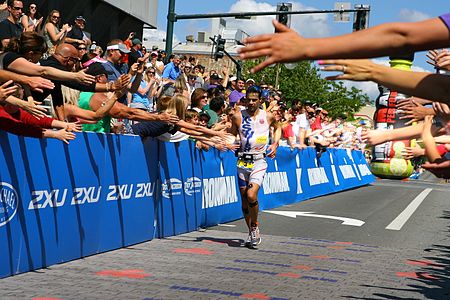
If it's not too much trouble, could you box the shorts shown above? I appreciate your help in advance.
[237,158,268,188]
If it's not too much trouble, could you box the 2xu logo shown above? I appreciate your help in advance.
[0,182,18,227]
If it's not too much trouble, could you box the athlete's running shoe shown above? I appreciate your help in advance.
[250,226,261,247]
[244,233,252,247]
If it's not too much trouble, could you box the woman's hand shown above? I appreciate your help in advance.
[0,81,18,102]
[319,59,378,81]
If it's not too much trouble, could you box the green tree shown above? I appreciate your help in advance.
[242,59,369,119]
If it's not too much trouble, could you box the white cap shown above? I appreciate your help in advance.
[229,76,237,82]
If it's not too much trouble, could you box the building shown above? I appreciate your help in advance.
[31,0,157,48]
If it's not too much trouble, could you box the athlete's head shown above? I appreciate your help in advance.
[245,85,261,113]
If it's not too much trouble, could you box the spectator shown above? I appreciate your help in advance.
[1,33,96,120]
[229,79,245,107]
[146,50,164,78]
[78,63,178,133]
[76,43,87,59]
[190,88,207,113]
[128,38,143,69]
[65,15,90,48]
[103,39,131,104]
[21,2,42,32]
[0,0,24,49]
[245,78,255,90]
[130,66,159,112]
[162,54,181,83]
[0,81,80,143]
[43,10,71,53]
[205,96,226,128]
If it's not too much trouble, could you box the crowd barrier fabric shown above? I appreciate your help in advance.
[0,131,374,278]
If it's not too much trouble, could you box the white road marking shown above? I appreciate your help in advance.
[217,224,236,227]
[385,188,433,231]
[264,210,365,226]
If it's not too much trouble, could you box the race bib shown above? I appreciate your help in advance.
[256,136,268,144]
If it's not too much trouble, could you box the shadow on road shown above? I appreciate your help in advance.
[343,210,450,300]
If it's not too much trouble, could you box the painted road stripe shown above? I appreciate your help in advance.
[386,188,432,231]
[217,224,236,227]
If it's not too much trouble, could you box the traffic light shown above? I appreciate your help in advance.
[353,5,370,31]
[276,3,292,30]
[214,35,226,60]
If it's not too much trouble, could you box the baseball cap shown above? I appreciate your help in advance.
[106,43,130,54]
[151,51,158,56]
[210,73,220,80]
[229,76,237,82]
[75,16,86,22]
[246,78,255,84]
[86,62,107,76]
[132,38,142,45]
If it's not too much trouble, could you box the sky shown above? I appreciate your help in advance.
[145,0,450,99]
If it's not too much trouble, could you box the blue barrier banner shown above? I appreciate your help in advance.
[199,147,243,227]
[0,129,374,278]
[0,131,156,278]
[155,140,202,238]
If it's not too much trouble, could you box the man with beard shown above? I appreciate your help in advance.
[228,85,281,248]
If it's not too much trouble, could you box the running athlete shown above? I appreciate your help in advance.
[228,85,281,248]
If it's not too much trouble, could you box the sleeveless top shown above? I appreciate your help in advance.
[78,92,111,133]
[238,108,270,154]
[43,23,60,48]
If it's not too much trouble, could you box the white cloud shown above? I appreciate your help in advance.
[398,9,431,22]
[225,0,330,37]
[143,28,180,44]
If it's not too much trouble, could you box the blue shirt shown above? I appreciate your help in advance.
[162,62,180,80]
[131,79,150,108]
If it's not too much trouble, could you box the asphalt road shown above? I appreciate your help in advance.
[1,179,450,300]
[213,179,450,250]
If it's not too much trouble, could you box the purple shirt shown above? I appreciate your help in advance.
[440,13,450,29]
[229,90,245,104]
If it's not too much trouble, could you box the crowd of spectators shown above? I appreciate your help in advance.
[0,0,370,153]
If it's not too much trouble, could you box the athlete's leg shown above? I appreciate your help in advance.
[246,183,260,227]
[239,186,251,229]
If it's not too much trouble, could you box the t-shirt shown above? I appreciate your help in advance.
[30,55,96,107]
[162,62,180,80]
[229,90,245,105]
[0,18,22,42]
[66,25,84,46]
[103,60,128,104]
[439,13,450,29]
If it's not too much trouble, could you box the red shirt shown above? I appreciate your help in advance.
[0,106,54,138]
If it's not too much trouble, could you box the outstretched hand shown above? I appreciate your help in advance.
[238,20,305,73]
[319,59,378,81]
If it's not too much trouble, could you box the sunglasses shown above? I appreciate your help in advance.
[30,6,36,9]
[78,47,87,50]
[13,6,23,10]
[51,16,60,19]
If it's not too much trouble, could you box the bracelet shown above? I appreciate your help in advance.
[106,81,112,92]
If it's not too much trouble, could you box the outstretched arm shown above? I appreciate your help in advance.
[239,17,450,73]
[320,59,450,104]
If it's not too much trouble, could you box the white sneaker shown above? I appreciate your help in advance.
[244,233,252,247]
[250,226,261,247]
